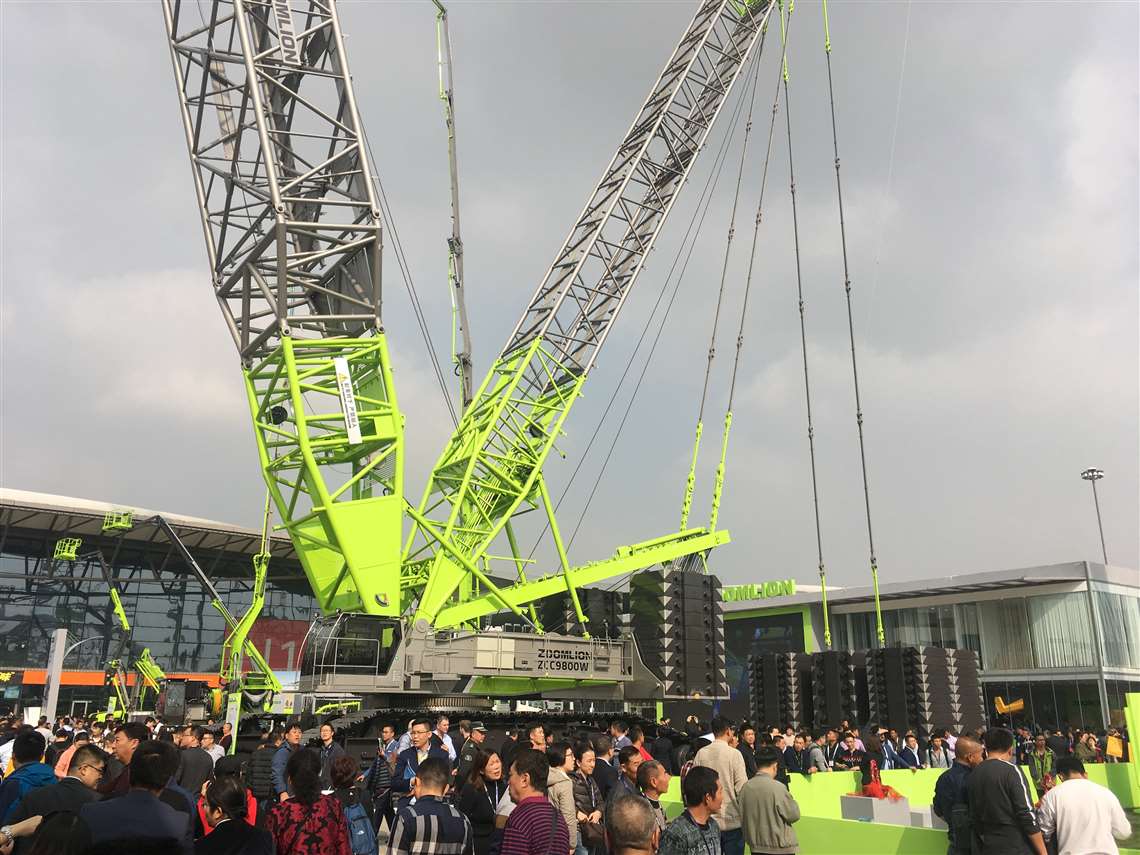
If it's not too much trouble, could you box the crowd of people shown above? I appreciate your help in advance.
[0,711,1132,855]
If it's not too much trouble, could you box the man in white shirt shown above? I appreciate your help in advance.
[1037,756,1130,855]
[434,715,456,761]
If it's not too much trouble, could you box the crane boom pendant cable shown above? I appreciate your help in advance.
[709,18,790,535]
[822,0,885,647]
[679,50,763,536]
[779,0,833,650]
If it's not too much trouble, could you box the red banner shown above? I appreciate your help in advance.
[244,618,309,671]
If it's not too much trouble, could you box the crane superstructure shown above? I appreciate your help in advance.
[164,0,774,700]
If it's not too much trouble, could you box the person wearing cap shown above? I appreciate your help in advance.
[53,730,91,779]
[457,723,489,783]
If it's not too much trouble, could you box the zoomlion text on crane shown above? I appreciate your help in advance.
[273,0,301,66]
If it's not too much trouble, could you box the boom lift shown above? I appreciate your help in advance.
[162,0,774,702]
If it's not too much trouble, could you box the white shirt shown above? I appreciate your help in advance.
[437,731,456,761]
[0,740,13,771]
[1037,776,1131,855]
[205,744,226,764]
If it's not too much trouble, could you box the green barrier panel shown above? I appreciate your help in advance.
[794,816,946,855]
[1083,762,1140,809]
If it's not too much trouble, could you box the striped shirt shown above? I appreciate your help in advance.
[500,796,569,855]
[388,795,474,855]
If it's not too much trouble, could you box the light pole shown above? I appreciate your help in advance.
[1080,468,1108,565]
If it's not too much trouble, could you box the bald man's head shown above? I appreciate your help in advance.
[954,736,984,768]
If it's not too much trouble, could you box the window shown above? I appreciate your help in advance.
[978,599,1034,670]
[1027,593,1094,668]
[1094,591,1140,669]
[955,603,982,660]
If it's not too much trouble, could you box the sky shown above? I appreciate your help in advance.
[1,0,1137,594]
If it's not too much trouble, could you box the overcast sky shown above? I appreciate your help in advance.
[2,0,1137,592]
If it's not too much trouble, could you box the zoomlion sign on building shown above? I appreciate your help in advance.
[721,579,796,601]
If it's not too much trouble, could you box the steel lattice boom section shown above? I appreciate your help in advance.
[163,0,405,617]
[409,0,774,625]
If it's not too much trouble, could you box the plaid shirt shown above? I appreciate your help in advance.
[387,795,474,855]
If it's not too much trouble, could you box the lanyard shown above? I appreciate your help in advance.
[486,780,501,809]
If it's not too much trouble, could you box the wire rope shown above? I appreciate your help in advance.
[822,0,885,647]
[522,45,763,565]
[779,3,830,630]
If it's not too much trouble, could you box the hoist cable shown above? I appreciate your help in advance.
[523,47,762,566]
[679,51,764,533]
[823,0,885,647]
[779,2,830,631]
[707,20,790,535]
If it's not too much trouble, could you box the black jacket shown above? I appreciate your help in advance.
[455,780,503,855]
[194,818,274,855]
[11,778,100,854]
[455,737,481,784]
[81,788,194,855]
[591,756,618,800]
[246,744,277,801]
[738,744,758,777]
[317,740,347,789]
[932,762,972,855]
[966,758,1040,855]
[177,747,216,795]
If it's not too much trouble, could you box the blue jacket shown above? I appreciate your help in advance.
[933,761,972,855]
[391,745,450,796]
[882,740,901,770]
[895,745,922,769]
[0,762,56,822]
[271,743,298,798]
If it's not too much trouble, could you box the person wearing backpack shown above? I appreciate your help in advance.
[331,754,376,855]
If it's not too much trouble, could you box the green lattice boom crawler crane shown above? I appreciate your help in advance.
[162,0,774,702]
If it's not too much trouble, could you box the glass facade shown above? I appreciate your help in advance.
[0,513,317,710]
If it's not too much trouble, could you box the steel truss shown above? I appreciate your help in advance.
[408,0,774,626]
[162,0,404,616]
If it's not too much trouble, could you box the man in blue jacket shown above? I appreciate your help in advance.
[391,718,449,810]
[272,720,303,802]
[0,729,54,822]
[933,736,982,855]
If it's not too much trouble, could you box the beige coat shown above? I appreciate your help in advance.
[693,738,749,830]
[548,766,578,852]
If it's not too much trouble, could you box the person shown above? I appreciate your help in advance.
[692,716,746,855]
[1073,733,1101,764]
[819,730,841,771]
[435,716,458,762]
[0,816,42,855]
[330,754,374,855]
[316,722,347,790]
[652,723,677,776]
[81,739,193,854]
[52,730,91,780]
[1025,735,1055,793]
[455,722,489,783]
[391,718,449,811]
[571,744,603,855]
[219,723,234,754]
[927,734,952,770]
[196,776,274,855]
[1036,756,1130,855]
[387,755,472,855]
[897,733,924,769]
[362,731,395,835]
[271,721,302,803]
[197,755,258,836]
[737,747,798,855]
[610,747,643,803]
[590,736,617,801]
[43,728,71,771]
[1044,729,1070,759]
[31,720,50,749]
[19,811,85,855]
[802,734,827,775]
[266,747,349,855]
[782,735,819,776]
[202,730,226,765]
[526,725,547,753]
[246,730,282,811]
[610,723,631,753]
[636,760,669,833]
[857,734,886,788]
[456,749,506,855]
[100,722,149,797]
[932,736,983,855]
[833,732,863,771]
[544,743,578,855]
[880,727,902,771]
[0,729,53,823]
[605,794,659,855]
[8,744,105,853]
[500,748,567,855]
[658,766,722,855]
[966,728,1046,855]
[628,728,653,764]
[737,727,758,778]
[178,726,217,796]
